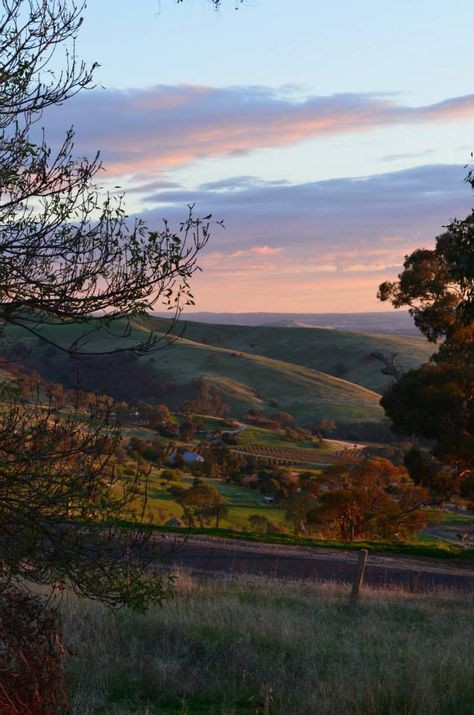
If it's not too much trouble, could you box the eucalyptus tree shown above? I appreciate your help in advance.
[378,206,474,499]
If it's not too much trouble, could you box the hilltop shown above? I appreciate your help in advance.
[160,310,421,335]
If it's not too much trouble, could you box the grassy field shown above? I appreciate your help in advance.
[122,466,474,559]
[2,321,383,424]
[238,425,322,450]
[64,573,474,715]
[139,472,288,532]
[149,315,434,394]
[142,333,384,425]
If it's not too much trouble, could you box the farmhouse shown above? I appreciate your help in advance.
[168,451,205,465]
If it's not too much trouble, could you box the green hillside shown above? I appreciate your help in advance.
[2,317,383,425]
[154,336,383,423]
[157,316,433,394]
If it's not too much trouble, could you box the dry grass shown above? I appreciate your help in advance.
[62,573,474,715]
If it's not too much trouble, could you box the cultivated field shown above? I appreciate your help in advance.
[231,443,339,467]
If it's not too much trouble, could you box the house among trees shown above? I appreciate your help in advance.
[168,451,205,466]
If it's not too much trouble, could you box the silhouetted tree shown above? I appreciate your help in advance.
[378,204,474,496]
[378,210,474,341]
[0,1,214,357]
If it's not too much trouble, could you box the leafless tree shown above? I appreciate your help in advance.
[0,1,214,356]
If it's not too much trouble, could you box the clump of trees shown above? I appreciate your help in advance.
[241,410,282,429]
[378,206,474,501]
[182,378,230,417]
[138,402,179,436]
[285,457,428,539]
[170,479,228,527]
[127,436,166,465]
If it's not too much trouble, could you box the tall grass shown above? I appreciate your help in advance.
[63,574,474,715]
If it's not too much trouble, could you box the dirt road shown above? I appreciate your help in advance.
[161,535,474,592]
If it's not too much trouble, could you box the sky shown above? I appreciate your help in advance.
[46,0,474,312]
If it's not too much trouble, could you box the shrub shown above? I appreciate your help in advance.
[0,588,68,715]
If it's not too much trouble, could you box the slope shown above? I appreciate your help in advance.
[146,316,434,394]
[2,318,383,425]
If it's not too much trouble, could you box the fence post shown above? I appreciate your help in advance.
[349,548,368,606]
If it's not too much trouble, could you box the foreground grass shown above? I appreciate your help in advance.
[64,574,474,715]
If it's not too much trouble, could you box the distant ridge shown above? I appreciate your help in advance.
[156,312,420,336]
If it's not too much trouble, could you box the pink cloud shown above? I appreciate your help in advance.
[230,245,284,258]
[135,164,472,312]
[43,86,474,178]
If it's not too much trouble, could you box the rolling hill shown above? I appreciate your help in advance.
[2,317,382,425]
[159,311,422,335]
[148,315,434,394]
[1,313,434,426]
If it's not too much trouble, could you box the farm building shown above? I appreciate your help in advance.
[167,451,205,465]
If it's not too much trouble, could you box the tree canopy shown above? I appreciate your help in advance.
[378,211,474,342]
[288,457,427,541]
[378,198,474,497]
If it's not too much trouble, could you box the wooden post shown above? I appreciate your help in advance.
[349,548,368,606]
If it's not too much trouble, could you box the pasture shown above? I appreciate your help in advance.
[1,317,388,425]
[65,573,474,715]
[146,315,434,394]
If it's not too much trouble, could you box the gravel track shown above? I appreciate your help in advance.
[161,534,474,592]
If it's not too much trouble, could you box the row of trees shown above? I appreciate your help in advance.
[155,453,429,541]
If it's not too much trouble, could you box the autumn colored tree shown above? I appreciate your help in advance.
[285,479,320,535]
[173,480,228,527]
[307,457,428,541]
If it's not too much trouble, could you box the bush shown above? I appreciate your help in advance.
[0,588,68,715]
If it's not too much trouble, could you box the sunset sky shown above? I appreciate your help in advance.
[48,0,474,312]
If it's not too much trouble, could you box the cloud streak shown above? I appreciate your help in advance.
[44,85,474,177]
[135,163,473,311]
